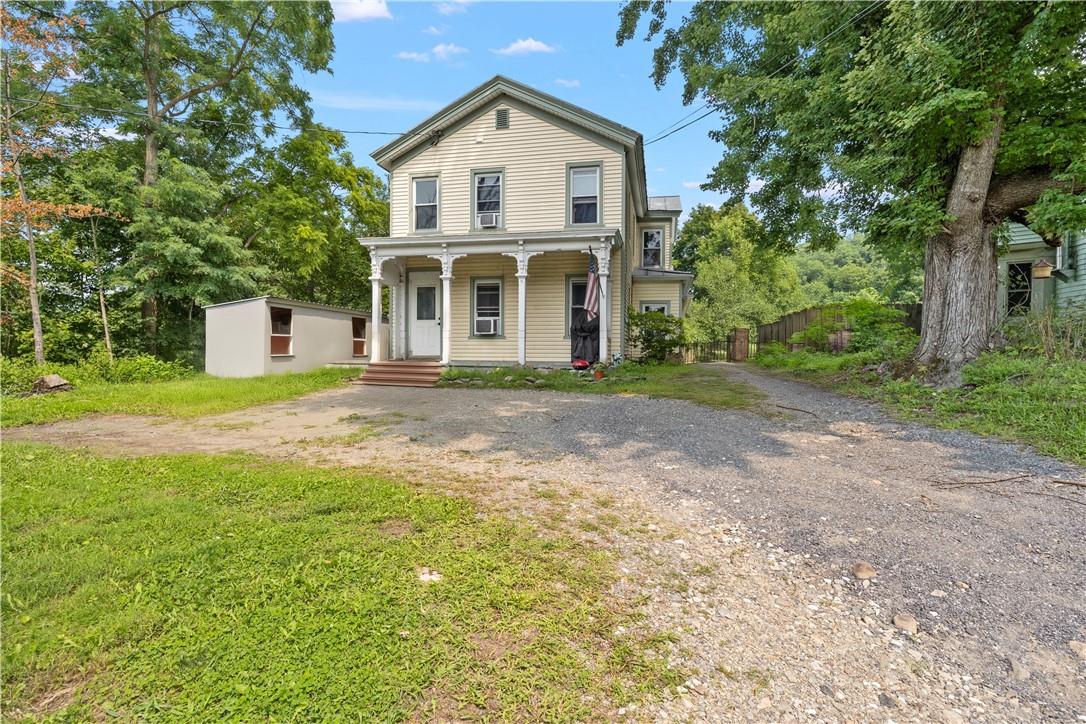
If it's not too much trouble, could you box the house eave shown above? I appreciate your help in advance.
[361,228,623,257]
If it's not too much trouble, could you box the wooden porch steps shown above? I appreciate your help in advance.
[356,360,445,388]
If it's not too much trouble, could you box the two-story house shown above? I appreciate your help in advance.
[359,76,691,384]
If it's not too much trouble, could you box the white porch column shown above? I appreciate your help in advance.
[428,246,465,366]
[597,241,612,364]
[370,278,383,363]
[502,242,541,367]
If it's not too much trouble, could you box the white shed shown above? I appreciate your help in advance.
[204,297,374,377]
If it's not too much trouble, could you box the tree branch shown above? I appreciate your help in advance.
[984,167,1072,222]
[157,3,268,118]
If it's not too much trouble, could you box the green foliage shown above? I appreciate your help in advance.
[788,318,842,354]
[682,205,806,342]
[628,308,685,362]
[440,363,761,411]
[0,367,355,426]
[0,350,192,396]
[1003,303,1086,361]
[2,445,679,719]
[794,236,923,305]
[844,299,919,357]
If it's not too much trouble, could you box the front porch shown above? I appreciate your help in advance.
[361,229,622,368]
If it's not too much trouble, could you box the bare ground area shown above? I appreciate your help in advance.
[7,363,1085,722]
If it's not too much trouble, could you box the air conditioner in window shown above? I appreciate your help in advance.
[477,212,500,228]
[474,317,498,336]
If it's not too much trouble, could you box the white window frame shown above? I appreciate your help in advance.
[472,277,503,337]
[412,176,439,233]
[472,170,503,229]
[568,165,600,225]
[269,306,293,356]
[642,228,663,268]
[639,301,670,315]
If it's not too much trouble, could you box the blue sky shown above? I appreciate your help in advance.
[305,0,727,217]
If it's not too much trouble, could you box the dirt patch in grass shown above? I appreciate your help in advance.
[378,517,416,538]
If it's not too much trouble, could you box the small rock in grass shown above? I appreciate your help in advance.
[930,589,948,598]
[851,561,877,580]
[31,374,71,394]
[417,567,443,584]
[503,375,514,382]
[1069,640,1086,660]
[892,612,919,635]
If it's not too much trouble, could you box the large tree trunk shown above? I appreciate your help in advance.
[912,113,1004,386]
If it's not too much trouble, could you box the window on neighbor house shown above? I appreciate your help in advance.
[474,172,502,227]
[352,317,367,356]
[1007,262,1032,315]
[270,306,292,355]
[640,302,669,315]
[414,177,438,231]
[473,279,502,335]
[642,229,662,268]
[569,166,599,224]
[569,277,587,333]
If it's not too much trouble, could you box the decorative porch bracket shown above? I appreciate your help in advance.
[426,245,466,365]
[501,241,544,366]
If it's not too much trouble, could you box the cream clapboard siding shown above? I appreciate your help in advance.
[449,254,519,362]
[631,280,684,315]
[389,103,623,237]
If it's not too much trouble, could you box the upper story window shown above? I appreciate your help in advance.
[474,171,502,228]
[413,177,438,231]
[642,229,662,268]
[569,166,599,225]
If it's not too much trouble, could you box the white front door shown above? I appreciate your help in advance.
[408,271,441,357]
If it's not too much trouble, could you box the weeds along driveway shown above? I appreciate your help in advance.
[8,364,1085,719]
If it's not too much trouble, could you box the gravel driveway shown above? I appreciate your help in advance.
[10,363,1085,720]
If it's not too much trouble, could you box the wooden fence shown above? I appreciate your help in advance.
[757,303,922,347]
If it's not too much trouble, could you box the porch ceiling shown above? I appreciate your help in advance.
[360,228,622,257]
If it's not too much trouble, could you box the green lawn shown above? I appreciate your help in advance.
[1,368,358,427]
[440,362,762,410]
[1,444,678,720]
[754,347,1086,465]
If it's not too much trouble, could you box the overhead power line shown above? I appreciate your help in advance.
[643,0,887,146]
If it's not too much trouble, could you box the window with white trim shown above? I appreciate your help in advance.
[569,166,599,224]
[640,302,669,315]
[474,172,502,228]
[413,177,438,231]
[270,306,292,355]
[473,279,502,335]
[642,229,662,268]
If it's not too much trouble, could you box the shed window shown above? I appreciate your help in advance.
[1007,262,1032,315]
[352,317,367,356]
[569,166,599,224]
[270,306,292,355]
[414,177,438,231]
[642,229,662,268]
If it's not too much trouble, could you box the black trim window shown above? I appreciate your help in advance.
[570,166,599,224]
[1007,262,1032,315]
[475,173,502,226]
[414,177,438,231]
[642,229,662,268]
[569,278,587,330]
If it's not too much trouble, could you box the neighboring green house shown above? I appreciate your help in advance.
[998,223,1085,317]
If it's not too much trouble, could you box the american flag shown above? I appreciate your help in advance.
[584,253,600,321]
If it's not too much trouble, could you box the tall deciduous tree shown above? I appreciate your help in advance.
[72,0,335,349]
[619,1,1086,384]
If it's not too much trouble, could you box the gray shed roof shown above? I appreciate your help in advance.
[647,195,682,213]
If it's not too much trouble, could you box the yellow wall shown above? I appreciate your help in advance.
[389,102,624,237]
[631,280,684,316]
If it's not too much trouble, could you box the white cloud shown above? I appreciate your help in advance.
[396,51,430,63]
[312,92,442,112]
[435,0,469,15]
[332,0,392,22]
[682,180,702,190]
[746,177,766,195]
[554,78,580,88]
[422,24,446,35]
[431,42,467,61]
[492,38,557,56]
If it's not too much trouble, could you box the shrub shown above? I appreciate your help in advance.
[1004,303,1086,360]
[628,308,685,362]
[844,299,918,359]
[0,350,194,396]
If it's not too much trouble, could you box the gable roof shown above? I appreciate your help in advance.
[370,75,649,215]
